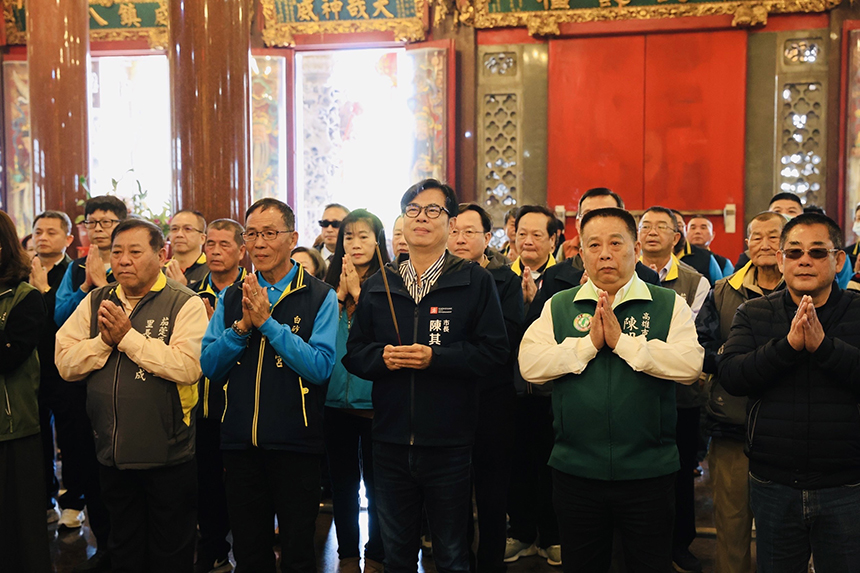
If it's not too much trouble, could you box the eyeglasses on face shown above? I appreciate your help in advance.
[242,230,292,242]
[83,219,121,230]
[169,225,204,234]
[404,204,449,219]
[638,222,676,233]
[450,229,482,239]
[318,220,341,229]
[780,248,839,260]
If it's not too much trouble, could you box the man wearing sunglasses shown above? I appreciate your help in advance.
[317,203,350,269]
[720,213,860,573]
[344,179,508,573]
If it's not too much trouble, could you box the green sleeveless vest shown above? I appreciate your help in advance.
[548,280,679,480]
[0,282,41,442]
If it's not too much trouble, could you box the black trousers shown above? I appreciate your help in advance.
[196,417,231,563]
[324,407,383,563]
[43,378,111,545]
[507,393,558,548]
[222,448,321,573]
[99,459,198,573]
[38,380,60,507]
[0,433,52,572]
[673,406,701,550]
[468,384,515,573]
[553,469,676,573]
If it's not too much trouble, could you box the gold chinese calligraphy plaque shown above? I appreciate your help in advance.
[260,0,427,46]
[471,0,841,36]
[3,0,168,47]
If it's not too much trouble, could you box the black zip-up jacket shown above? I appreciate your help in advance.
[719,286,860,489]
[188,267,246,420]
[344,253,509,447]
[38,254,72,383]
[483,250,523,393]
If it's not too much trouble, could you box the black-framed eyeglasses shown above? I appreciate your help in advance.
[82,219,121,230]
[242,230,292,242]
[781,248,839,260]
[318,220,341,229]
[404,203,449,219]
[169,225,204,234]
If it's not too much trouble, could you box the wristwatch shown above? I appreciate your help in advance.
[231,320,252,337]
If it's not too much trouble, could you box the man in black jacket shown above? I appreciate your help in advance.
[448,203,523,572]
[345,180,508,573]
[719,213,860,573]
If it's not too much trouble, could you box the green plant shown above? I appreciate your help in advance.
[76,170,171,235]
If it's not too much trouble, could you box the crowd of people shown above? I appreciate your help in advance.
[1,182,859,573]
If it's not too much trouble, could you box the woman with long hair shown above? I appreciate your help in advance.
[323,209,390,573]
[0,210,50,571]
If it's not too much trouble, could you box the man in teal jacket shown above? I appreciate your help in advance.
[519,208,703,572]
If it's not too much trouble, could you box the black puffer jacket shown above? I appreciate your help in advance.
[719,286,860,489]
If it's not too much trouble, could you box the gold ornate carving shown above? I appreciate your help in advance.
[3,0,25,44]
[471,0,842,36]
[89,26,168,47]
[260,0,426,46]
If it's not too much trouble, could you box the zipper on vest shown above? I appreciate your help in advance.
[111,296,146,463]
[3,386,12,433]
[299,377,309,427]
[252,338,266,446]
[111,348,122,463]
[203,378,209,418]
[221,381,229,423]
[410,307,419,446]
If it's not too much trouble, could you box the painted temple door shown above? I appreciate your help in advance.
[546,30,747,257]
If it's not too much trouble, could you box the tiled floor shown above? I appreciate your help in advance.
[48,462,726,572]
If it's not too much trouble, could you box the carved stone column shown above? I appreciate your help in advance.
[26,0,90,217]
[169,0,252,224]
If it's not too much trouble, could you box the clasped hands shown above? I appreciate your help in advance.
[589,290,622,350]
[787,295,824,353]
[234,273,271,332]
[98,300,131,347]
[382,344,433,371]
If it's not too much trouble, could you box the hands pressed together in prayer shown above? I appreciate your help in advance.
[337,256,362,303]
[29,257,49,293]
[383,344,433,371]
[164,259,188,286]
[787,295,825,353]
[521,266,537,305]
[236,273,271,332]
[83,247,109,292]
[589,290,621,351]
[98,300,131,347]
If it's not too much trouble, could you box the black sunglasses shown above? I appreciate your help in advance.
[319,220,342,229]
[781,248,839,260]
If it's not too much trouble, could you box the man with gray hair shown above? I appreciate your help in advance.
[696,211,785,573]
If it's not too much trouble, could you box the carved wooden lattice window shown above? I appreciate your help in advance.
[778,82,823,204]
[774,31,827,207]
[482,93,519,248]
[483,52,516,76]
[784,39,821,64]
